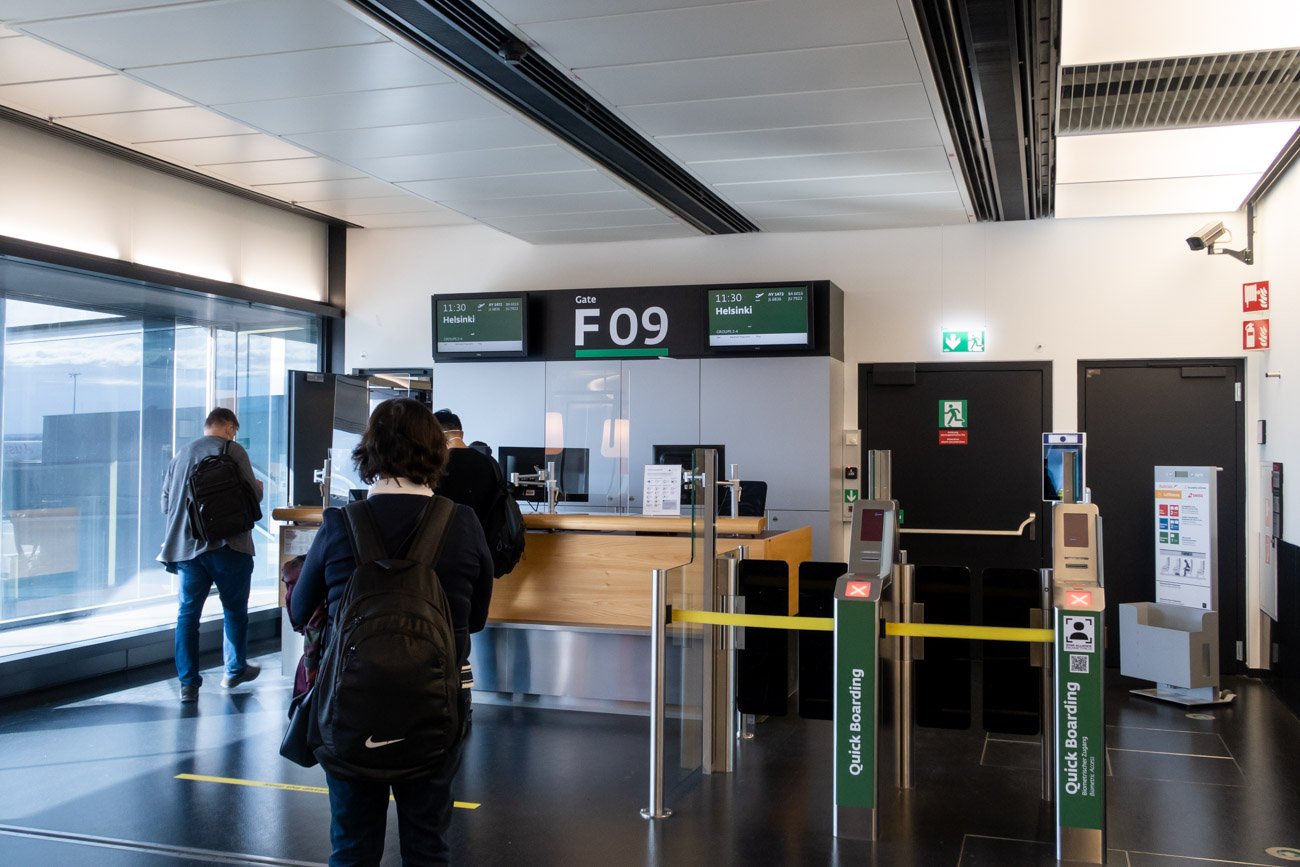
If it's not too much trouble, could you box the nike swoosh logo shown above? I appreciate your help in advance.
[364,736,406,749]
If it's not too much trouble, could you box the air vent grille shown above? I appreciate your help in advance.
[1060,49,1300,133]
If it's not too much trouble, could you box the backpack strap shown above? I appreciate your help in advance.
[342,500,390,565]
[403,495,456,567]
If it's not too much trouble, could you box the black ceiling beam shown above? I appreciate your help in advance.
[351,0,759,235]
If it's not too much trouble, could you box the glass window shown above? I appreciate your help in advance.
[0,257,321,656]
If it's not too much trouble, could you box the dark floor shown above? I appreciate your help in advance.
[0,649,1297,866]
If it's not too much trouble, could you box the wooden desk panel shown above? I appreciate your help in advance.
[522,513,765,534]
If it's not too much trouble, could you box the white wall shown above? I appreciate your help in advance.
[0,119,328,301]
[347,211,1273,662]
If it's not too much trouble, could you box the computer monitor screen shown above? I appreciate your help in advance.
[651,444,725,507]
[432,293,528,358]
[706,286,811,349]
[498,446,589,504]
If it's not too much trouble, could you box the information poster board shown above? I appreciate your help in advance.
[1153,466,1217,610]
[642,464,683,516]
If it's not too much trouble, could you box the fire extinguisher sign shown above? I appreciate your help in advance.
[1243,319,1271,351]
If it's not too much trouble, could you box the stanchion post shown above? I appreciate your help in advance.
[642,567,672,820]
[894,556,914,790]
[1040,567,1054,803]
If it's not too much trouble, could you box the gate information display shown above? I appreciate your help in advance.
[434,295,526,355]
[707,286,810,348]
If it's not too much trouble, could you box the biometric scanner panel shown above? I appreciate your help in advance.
[1052,502,1105,610]
[846,500,899,596]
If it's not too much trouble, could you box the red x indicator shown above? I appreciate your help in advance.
[846,581,873,598]
[1066,590,1093,609]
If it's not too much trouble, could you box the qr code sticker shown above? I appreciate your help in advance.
[1069,654,1089,674]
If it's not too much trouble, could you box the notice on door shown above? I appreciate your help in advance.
[1154,467,1216,610]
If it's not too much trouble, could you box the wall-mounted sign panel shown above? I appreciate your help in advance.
[1242,319,1270,350]
[942,329,986,353]
[432,293,528,358]
[1242,280,1269,312]
[706,286,811,349]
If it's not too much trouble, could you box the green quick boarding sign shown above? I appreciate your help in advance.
[1055,608,1104,830]
[835,597,877,809]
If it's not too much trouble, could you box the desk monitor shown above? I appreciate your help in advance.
[498,446,589,504]
[432,293,528,358]
[651,443,725,507]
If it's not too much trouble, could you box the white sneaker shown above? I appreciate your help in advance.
[221,662,261,689]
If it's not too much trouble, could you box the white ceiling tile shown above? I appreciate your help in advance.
[661,120,943,162]
[742,190,967,218]
[291,116,551,162]
[439,189,654,218]
[1056,123,1298,184]
[521,0,907,68]
[688,148,952,185]
[0,34,108,83]
[202,157,364,187]
[1061,0,1300,65]
[135,134,314,165]
[351,210,477,229]
[60,105,255,142]
[22,0,383,69]
[486,208,676,234]
[718,172,958,202]
[0,1,179,21]
[352,145,591,182]
[213,83,497,136]
[1054,175,1259,218]
[0,75,187,117]
[298,195,459,217]
[514,224,699,244]
[577,42,920,106]
[251,176,400,201]
[400,170,622,201]
[623,85,932,136]
[134,43,451,108]
[482,0,730,26]
[758,211,968,232]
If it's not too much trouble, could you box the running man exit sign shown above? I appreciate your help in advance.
[942,329,986,353]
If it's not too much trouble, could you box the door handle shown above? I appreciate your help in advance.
[900,512,1037,538]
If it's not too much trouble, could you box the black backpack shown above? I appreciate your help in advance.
[483,459,526,578]
[313,496,463,781]
[186,440,262,542]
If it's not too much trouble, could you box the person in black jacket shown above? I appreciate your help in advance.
[290,398,492,866]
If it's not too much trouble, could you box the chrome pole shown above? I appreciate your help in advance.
[1041,567,1054,803]
[895,556,914,789]
[642,567,671,820]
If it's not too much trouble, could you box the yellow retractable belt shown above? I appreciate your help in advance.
[175,774,482,809]
[669,609,1054,643]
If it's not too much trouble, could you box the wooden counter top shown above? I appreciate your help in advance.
[521,512,766,534]
[272,506,324,523]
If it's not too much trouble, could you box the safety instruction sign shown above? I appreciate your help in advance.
[1243,281,1269,312]
[1243,319,1270,350]
[942,329,986,353]
[1154,467,1216,610]
[939,400,968,429]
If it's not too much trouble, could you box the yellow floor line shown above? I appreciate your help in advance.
[175,773,481,810]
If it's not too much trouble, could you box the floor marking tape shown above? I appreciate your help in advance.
[175,773,481,810]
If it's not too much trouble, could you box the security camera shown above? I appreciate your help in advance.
[1186,221,1227,251]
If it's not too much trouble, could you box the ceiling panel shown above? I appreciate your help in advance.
[659,119,943,162]
[0,33,108,83]
[576,42,920,106]
[213,83,497,136]
[719,172,958,202]
[742,190,967,218]
[486,208,676,234]
[202,157,364,187]
[1056,123,1298,183]
[0,75,187,117]
[439,189,655,218]
[19,0,383,69]
[1055,174,1259,218]
[345,210,476,229]
[133,43,451,108]
[350,145,592,182]
[60,105,255,142]
[135,134,317,166]
[512,223,697,244]
[520,0,907,69]
[400,170,622,201]
[482,0,732,26]
[622,85,933,136]
[0,0,179,19]
[292,116,552,162]
[248,176,400,201]
[759,211,967,232]
[687,148,953,185]
[297,195,465,217]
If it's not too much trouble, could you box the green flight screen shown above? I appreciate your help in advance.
[707,287,810,348]
[435,296,525,354]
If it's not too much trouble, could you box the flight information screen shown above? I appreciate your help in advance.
[434,295,526,356]
[706,286,811,348]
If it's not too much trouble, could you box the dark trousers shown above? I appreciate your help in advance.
[325,739,464,866]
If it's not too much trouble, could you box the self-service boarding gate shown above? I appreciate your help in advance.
[833,499,898,841]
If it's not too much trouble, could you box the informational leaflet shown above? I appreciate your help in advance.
[643,464,683,516]
[1154,468,1214,610]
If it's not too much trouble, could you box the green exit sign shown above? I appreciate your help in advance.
[942,329,986,353]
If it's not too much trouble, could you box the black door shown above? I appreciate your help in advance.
[860,362,1050,734]
[1079,360,1245,672]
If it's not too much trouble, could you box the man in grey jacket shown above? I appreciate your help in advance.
[159,408,264,702]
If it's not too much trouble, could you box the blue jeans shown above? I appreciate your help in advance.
[174,547,254,687]
[325,739,464,867]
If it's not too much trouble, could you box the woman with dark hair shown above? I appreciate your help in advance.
[290,398,492,865]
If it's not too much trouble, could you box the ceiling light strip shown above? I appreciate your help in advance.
[350,0,757,235]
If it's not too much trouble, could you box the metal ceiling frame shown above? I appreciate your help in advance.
[350,0,759,235]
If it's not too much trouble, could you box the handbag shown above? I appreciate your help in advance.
[279,687,320,768]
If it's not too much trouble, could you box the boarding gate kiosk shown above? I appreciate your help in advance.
[833,499,899,841]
